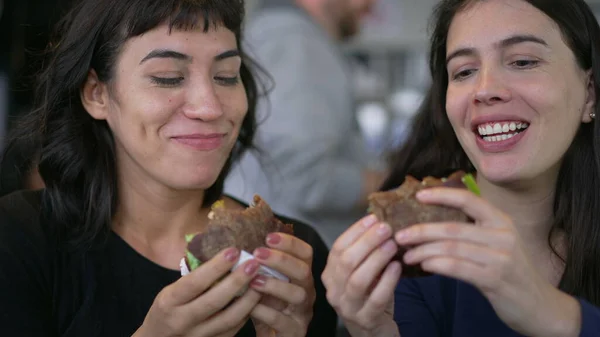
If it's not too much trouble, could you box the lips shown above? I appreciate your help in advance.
[471,120,529,153]
[171,133,226,151]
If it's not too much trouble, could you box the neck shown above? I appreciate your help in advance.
[295,0,341,40]
[477,172,557,249]
[112,162,209,246]
[477,171,568,285]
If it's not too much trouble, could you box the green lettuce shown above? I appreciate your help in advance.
[185,234,202,271]
[461,173,480,196]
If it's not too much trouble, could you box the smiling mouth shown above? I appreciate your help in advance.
[475,121,529,142]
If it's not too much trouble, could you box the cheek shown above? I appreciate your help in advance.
[445,86,469,129]
[223,89,248,127]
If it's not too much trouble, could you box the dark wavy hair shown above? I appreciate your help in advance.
[3,0,262,249]
[383,0,600,306]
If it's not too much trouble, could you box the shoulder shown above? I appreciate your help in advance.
[0,189,46,241]
[0,189,55,292]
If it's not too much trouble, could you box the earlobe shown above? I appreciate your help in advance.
[581,71,596,123]
[81,69,109,120]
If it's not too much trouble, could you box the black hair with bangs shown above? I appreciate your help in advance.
[4,0,260,249]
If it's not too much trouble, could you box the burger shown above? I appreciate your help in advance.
[368,171,480,277]
[181,195,294,281]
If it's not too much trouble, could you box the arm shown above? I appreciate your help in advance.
[393,279,440,337]
[0,197,53,336]
[246,30,375,214]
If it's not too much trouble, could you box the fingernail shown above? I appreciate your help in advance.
[224,248,240,262]
[403,250,415,263]
[395,230,409,242]
[381,240,397,253]
[363,215,378,228]
[416,189,432,199]
[388,261,401,275]
[245,260,260,275]
[377,223,391,236]
[254,248,271,260]
[266,233,281,245]
[251,275,267,287]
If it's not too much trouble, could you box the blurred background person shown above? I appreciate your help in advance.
[225,0,387,247]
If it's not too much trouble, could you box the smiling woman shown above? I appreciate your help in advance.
[322,0,600,336]
[0,0,336,336]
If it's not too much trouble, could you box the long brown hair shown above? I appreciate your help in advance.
[383,0,600,306]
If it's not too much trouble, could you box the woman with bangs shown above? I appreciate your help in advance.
[0,0,335,336]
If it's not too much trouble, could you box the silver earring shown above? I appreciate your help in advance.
[591,112,596,119]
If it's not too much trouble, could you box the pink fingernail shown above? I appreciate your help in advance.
[266,233,281,245]
[403,250,415,263]
[416,190,432,199]
[251,275,267,287]
[224,248,240,262]
[245,260,260,275]
[253,248,271,260]
[381,240,397,253]
[376,223,391,236]
[363,215,378,228]
[395,230,409,242]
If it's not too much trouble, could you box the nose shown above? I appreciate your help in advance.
[181,81,224,121]
[473,66,512,105]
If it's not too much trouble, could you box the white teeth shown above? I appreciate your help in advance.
[477,121,529,136]
[483,132,519,142]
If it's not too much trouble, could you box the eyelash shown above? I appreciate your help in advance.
[451,59,540,81]
[150,76,240,87]
[215,76,240,86]
[510,59,539,69]
[151,76,183,87]
[452,69,475,81]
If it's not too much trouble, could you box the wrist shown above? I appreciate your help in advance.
[346,319,400,337]
[536,287,581,337]
[370,319,401,337]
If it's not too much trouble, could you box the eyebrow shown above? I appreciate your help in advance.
[445,34,549,65]
[139,49,240,64]
[140,49,190,64]
[215,49,240,61]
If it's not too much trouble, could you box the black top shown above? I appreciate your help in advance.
[0,190,337,336]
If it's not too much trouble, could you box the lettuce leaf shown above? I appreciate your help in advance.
[186,250,202,271]
[185,234,201,271]
[461,173,480,196]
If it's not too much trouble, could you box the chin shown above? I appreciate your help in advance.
[162,169,223,191]
[473,156,527,185]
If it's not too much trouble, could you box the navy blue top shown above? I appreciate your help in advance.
[394,275,600,336]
